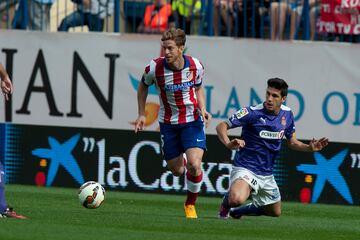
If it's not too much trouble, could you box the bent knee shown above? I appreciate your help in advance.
[169,166,185,177]
[186,162,202,176]
[268,209,281,217]
[272,210,281,217]
[186,161,201,170]
[228,192,247,206]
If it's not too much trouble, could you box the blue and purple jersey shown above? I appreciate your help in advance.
[226,103,295,176]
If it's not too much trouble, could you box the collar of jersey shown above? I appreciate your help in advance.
[164,55,189,71]
[262,102,283,117]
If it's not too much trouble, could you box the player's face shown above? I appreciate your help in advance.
[264,87,286,114]
[162,40,184,65]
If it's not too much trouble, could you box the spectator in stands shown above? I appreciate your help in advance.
[170,0,201,34]
[289,0,321,40]
[309,0,320,40]
[233,0,268,38]
[270,0,303,40]
[213,0,234,36]
[137,0,172,34]
[288,0,320,40]
[13,0,55,31]
[58,0,114,32]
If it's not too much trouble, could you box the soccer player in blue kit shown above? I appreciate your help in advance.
[217,78,329,219]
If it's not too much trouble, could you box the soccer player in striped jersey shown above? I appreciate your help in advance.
[134,28,212,218]
[0,63,26,219]
[217,78,328,219]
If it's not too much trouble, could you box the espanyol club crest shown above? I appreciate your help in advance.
[281,116,286,126]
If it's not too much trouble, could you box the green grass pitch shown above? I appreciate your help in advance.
[1,184,359,240]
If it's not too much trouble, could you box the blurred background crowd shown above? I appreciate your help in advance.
[0,0,359,43]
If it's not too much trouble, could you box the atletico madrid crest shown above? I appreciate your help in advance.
[186,71,193,80]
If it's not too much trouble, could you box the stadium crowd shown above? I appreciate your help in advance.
[0,0,359,43]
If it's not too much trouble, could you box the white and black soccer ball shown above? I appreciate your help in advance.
[78,181,105,209]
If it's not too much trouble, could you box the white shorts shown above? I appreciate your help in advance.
[230,167,281,207]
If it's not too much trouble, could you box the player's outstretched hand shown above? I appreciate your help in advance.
[134,115,146,133]
[309,137,329,151]
[226,138,245,150]
[1,76,13,101]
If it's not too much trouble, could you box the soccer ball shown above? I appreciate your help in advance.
[78,181,105,209]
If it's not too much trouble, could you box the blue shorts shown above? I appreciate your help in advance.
[159,117,206,161]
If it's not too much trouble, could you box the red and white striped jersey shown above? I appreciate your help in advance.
[142,55,204,125]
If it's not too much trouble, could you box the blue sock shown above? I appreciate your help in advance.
[221,192,230,209]
[231,203,265,217]
[0,161,7,213]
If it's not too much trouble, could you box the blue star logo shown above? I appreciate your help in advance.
[32,134,84,186]
[297,149,353,204]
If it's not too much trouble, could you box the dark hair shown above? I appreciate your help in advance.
[161,28,186,47]
[267,78,288,97]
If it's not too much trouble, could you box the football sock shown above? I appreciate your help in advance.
[231,203,265,216]
[0,161,7,213]
[185,171,203,205]
[221,192,230,209]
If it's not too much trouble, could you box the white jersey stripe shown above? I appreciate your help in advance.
[143,55,204,124]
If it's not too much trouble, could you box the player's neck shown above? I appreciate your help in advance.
[168,56,184,71]
[266,109,281,115]
[263,102,281,115]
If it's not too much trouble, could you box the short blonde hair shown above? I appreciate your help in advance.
[161,28,186,47]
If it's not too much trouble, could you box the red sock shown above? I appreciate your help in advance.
[185,171,203,206]
[185,191,198,206]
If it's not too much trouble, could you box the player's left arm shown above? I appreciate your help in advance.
[0,63,13,101]
[287,133,329,152]
[195,86,212,127]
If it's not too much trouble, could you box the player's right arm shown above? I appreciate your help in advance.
[216,107,252,150]
[135,61,155,133]
[135,76,149,133]
[216,121,245,150]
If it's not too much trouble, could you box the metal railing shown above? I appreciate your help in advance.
[0,0,358,43]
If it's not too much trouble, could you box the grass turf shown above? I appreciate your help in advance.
[1,184,359,240]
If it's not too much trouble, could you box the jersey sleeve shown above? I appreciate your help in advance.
[226,107,253,129]
[285,111,296,139]
[142,60,155,86]
[194,60,204,87]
